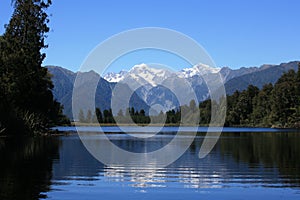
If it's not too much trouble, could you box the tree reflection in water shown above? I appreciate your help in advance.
[219,132,300,187]
[0,132,300,200]
[0,136,59,200]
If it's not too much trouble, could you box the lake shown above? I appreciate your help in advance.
[0,127,299,200]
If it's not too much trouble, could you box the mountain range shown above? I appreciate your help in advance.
[46,61,299,119]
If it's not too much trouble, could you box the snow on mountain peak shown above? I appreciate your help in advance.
[128,63,172,86]
[179,63,221,78]
[103,70,128,82]
[130,63,168,75]
[103,63,220,84]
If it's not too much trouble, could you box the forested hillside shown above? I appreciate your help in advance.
[77,65,300,128]
[201,64,300,128]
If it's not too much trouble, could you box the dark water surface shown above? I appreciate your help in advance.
[0,128,300,200]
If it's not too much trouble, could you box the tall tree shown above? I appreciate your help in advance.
[86,109,92,123]
[270,70,298,127]
[78,109,85,123]
[0,0,68,134]
[296,63,300,127]
[117,109,124,117]
[3,0,52,110]
[95,108,103,123]
[251,83,273,126]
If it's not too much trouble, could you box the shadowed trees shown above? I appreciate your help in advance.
[0,136,59,200]
[0,0,69,135]
[78,64,300,128]
[224,65,300,128]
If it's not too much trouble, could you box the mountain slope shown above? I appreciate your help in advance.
[47,66,149,119]
[47,61,299,119]
[179,63,221,78]
[225,61,299,95]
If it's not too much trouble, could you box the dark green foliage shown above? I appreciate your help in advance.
[201,65,300,128]
[77,66,300,128]
[199,99,211,125]
[224,61,299,95]
[251,83,273,126]
[296,63,300,127]
[0,0,69,135]
[0,136,59,200]
[81,103,196,125]
[166,110,176,124]
[120,107,151,124]
[270,70,299,127]
[235,85,259,125]
[95,108,103,123]
[103,109,115,123]
[225,91,240,126]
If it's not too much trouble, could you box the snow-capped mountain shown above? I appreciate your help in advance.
[103,63,220,84]
[103,63,222,110]
[47,61,299,118]
[178,63,221,78]
[104,63,173,86]
[103,63,222,111]
[103,70,128,82]
[126,63,173,86]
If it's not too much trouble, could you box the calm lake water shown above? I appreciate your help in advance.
[0,127,299,200]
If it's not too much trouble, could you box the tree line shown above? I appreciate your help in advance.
[78,108,153,124]
[79,65,300,128]
[201,64,300,128]
[78,100,199,125]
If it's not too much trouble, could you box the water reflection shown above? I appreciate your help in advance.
[103,166,167,188]
[219,132,300,188]
[0,136,59,200]
[0,131,300,200]
[51,132,300,192]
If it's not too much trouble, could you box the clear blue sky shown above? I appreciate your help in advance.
[1,0,300,73]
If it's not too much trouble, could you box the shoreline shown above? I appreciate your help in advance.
[52,126,299,134]
[69,122,299,130]
[1,125,298,137]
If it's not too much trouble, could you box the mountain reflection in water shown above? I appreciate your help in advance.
[0,130,299,200]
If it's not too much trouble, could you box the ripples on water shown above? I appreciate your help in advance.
[0,129,300,200]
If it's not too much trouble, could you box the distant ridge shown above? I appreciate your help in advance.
[224,61,299,95]
[46,61,299,118]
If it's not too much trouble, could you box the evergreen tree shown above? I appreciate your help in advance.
[78,109,85,123]
[189,99,197,113]
[296,63,300,127]
[95,108,103,123]
[130,107,135,116]
[297,63,300,82]
[225,91,240,126]
[199,99,211,125]
[140,109,145,117]
[234,85,259,125]
[0,0,68,134]
[3,0,53,110]
[251,83,273,126]
[117,109,124,117]
[103,109,115,123]
[271,70,298,127]
[86,109,92,123]
[108,109,115,123]
[103,109,110,123]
